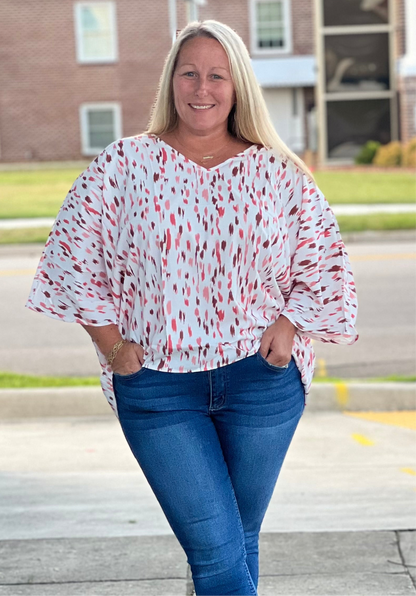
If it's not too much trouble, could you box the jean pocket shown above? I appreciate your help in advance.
[256,351,291,372]
[113,367,147,382]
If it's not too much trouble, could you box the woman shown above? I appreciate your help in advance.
[26,20,358,596]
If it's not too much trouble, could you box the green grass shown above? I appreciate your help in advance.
[313,375,416,383]
[1,212,414,245]
[0,370,413,389]
[0,227,53,244]
[0,371,101,389]
[0,170,81,219]
[0,169,414,221]
[314,170,416,204]
[314,171,416,204]
[335,212,416,232]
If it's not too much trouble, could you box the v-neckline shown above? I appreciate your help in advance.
[150,134,262,172]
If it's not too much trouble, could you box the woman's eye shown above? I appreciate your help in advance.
[212,74,222,79]
[184,72,196,77]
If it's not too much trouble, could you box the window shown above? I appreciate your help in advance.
[251,0,291,54]
[323,0,389,27]
[325,33,390,93]
[74,2,118,63]
[80,103,122,156]
[326,98,391,159]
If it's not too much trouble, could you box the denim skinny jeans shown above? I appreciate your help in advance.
[113,349,305,596]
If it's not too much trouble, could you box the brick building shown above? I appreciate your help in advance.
[396,0,416,144]
[0,0,413,163]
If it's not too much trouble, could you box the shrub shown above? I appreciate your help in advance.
[373,141,402,167]
[354,141,381,164]
[402,137,416,168]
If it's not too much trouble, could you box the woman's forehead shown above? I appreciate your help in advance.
[177,37,229,66]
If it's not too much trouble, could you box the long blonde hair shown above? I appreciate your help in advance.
[145,19,312,178]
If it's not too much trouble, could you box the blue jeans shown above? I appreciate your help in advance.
[113,350,305,596]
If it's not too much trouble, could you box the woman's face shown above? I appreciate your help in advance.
[172,36,236,136]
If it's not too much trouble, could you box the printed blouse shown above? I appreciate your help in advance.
[26,134,359,417]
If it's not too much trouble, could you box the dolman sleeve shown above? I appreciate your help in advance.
[25,147,119,326]
[276,159,358,344]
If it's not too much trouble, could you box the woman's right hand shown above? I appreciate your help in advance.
[111,341,144,376]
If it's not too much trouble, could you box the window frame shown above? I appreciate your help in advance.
[249,0,292,56]
[79,102,122,156]
[74,1,118,64]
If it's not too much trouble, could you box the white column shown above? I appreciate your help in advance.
[185,0,199,22]
[400,0,416,76]
[168,0,177,44]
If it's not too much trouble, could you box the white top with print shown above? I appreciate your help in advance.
[26,134,359,417]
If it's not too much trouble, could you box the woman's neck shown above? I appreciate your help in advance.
[173,125,233,155]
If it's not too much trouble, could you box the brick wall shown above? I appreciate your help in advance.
[398,76,416,142]
[394,0,405,59]
[0,0,172,162]
[292,0,314,55]
[394,0,415,142]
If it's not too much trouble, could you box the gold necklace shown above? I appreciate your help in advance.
[174,132,230,163]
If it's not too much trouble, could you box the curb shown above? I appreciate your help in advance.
[0,387,109,418]
[0,383,414,419]
[340,229,416,244]
[307,382,416,412]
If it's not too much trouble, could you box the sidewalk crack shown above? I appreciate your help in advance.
[395,530,416,591]
[0,576,186,587]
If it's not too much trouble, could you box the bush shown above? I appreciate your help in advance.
[402,137,416,168]
[354,141,381,164]
[373,141,402,167]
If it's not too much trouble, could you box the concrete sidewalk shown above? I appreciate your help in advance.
[0,411,415,595]
[1,530,415,595]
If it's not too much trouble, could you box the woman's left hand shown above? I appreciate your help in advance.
[259,315,297,366]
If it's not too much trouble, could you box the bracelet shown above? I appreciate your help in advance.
[107,339,128,366]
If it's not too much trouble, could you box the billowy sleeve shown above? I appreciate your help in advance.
[25,147,119,326]
[277,160,358,344]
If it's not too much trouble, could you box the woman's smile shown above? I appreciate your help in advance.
[189,103,215,110]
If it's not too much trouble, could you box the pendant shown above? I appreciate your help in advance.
[202,155,214,160]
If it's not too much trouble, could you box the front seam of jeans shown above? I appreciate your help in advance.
[208,370,213,412]
[244,560,258,595]
[229,488,246,556]
[228,483,257,595]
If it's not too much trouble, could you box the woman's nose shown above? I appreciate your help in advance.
[195,78,209,97]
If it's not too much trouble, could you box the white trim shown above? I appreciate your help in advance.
[398,58,416,77]
[168,0,178,44]
[74,1,118,64]
[323,90,395,101]
[249,0,292,56]
[322,24,391,35]
[252,55,316,87]
[79,102,122,156]
[403,0,416,69]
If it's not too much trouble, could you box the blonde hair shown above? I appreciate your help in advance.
[145,19,312,178]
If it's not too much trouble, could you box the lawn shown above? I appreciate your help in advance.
[1,213,414,244]
[0,169,82,219]
[0,371,101,389]
[0,168,415,220]
[314,170,415,204]
[335,212,416,232]
[0,227,54,244]
[0,370,414,389]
